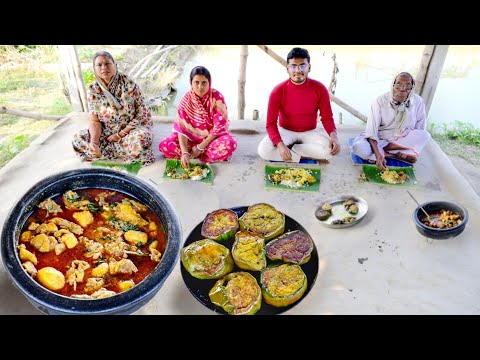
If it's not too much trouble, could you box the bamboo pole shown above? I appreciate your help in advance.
[415,45,449,116]
[58,45,83,112]
[256,45,367,123]
[238,45,248,120]
[0,106,64,120]
[415,45,435,95]
[68,45,88,112]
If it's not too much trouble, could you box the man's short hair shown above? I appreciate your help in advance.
[287,47,310,63]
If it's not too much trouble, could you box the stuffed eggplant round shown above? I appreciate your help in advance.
[261,264,307,307]
[266,230,314,265]
[201,209,239,241]
[232,231,266,271]
[209,272,262,315]
[238,203,285,241]
[181,239,234,279]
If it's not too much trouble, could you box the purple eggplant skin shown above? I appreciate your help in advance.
[265,230,314,265]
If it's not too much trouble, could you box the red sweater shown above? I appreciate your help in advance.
[266,78,337,146]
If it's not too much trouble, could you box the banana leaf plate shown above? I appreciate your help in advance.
[265,164,321,192]
[163,159,214,185]
[361,164,416,186]
[91,161,142,175]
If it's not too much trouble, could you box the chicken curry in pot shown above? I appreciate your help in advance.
[17,188,166,299]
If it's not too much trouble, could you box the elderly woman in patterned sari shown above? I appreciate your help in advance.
[159,65,237,169]
[351,71,431,171]
[72,51,155,166]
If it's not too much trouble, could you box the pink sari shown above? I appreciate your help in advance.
[159,85,237,163]
[174,87,229,141]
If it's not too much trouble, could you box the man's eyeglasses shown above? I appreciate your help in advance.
[393,83,413,90]
[289,64,309,72]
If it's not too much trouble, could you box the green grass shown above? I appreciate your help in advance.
[0,52,70,169]
[429,121,480,147]
[0,134,31,167]
[429,121,480,167]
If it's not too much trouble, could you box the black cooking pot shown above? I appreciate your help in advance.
[1,168,182,314]
[413,201,468,240]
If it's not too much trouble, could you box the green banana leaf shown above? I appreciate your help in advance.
[91,161,142,175]
[361,164,417,186]
[265,164,321,192]
[163,159,214,185]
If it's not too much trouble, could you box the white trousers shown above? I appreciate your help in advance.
[351,129,431,160]
[258,127,332,162]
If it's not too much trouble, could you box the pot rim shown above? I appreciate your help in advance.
[1,168,182,314]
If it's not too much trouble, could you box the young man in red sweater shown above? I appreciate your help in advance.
[257,47,341,162]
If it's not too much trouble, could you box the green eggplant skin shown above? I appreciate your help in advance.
[232,231,267,271]
[261,264,307,307]
[209,272,262,315]
[181,239,234,279]
[238,203,285,241]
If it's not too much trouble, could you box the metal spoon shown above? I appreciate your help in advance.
[406,190,433,222]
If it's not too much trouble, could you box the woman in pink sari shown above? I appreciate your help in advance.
[159,66,237,169]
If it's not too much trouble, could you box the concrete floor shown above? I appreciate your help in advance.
[1,112,479,315]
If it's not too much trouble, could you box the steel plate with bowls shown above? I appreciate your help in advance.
[316,195,368,228]
[180,206,319,315]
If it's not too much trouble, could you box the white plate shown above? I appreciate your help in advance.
[316,195,368,229]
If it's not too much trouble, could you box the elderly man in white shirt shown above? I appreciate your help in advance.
[351,72,431,171]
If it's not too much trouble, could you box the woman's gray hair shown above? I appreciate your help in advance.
[92,51,115,67]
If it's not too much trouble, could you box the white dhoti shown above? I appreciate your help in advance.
[351,129,431,161]
[258,127,332,162]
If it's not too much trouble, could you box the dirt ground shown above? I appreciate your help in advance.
[438,139,480,196]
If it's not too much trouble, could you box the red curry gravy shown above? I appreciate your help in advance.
[19,188,166,298]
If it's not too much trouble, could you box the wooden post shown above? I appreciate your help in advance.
[238,45,248,120]
[415,45,449,116]
[58,45,84,112]
[68,46,88,112]
[414,45,435,95]
[257,45,367,123]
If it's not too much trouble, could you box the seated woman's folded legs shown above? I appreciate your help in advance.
[72,129,91,161]
[200,134,237,163]
[159,133,182,159]
[72,129,108,162]
[120,127,155,166]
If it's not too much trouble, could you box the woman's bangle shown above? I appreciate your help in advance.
[181,152,190,157]
[196,144,206,152]
[91,141,100,146]
[119,130,128,137]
